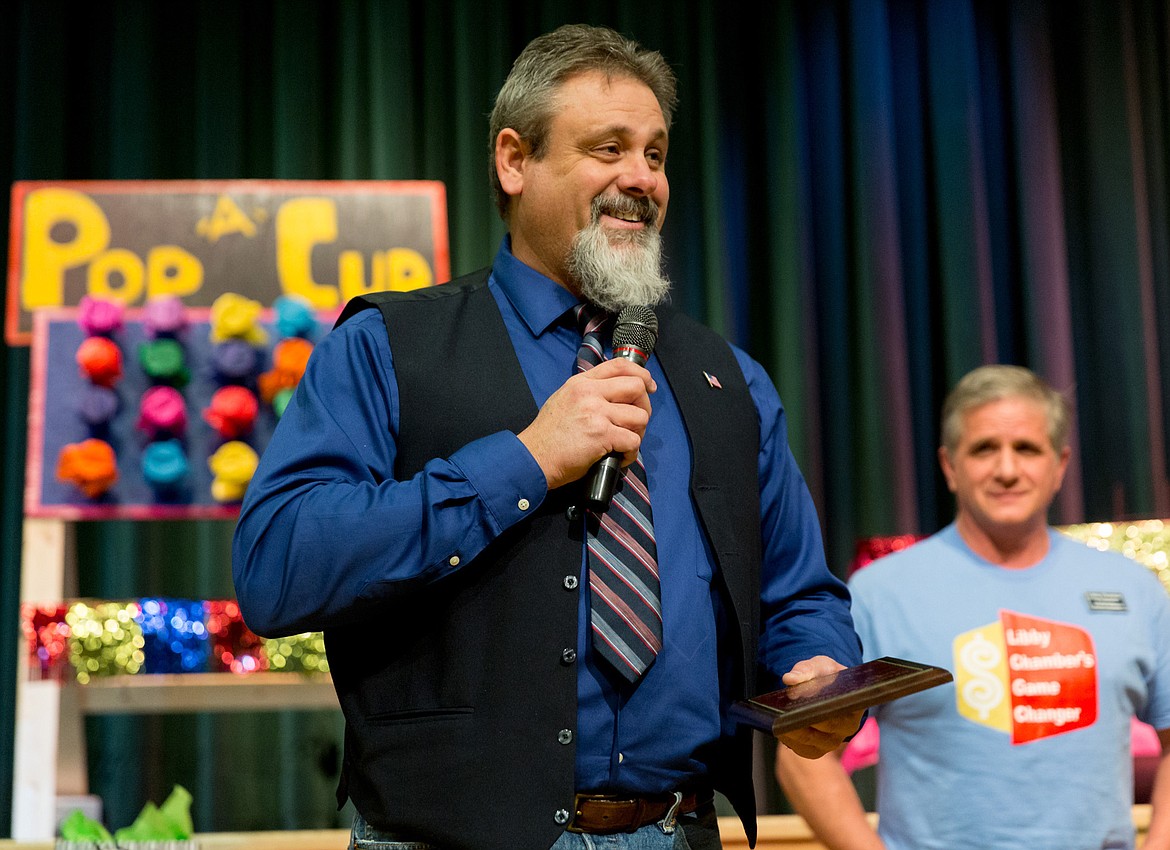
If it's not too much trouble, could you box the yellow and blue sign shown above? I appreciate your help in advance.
[7,180,449,345]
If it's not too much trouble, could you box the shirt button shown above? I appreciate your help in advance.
[619,752,625,763]
[518,498,530,511]
[561,648,577,665]
[563,575,578,590]
[554,809,570,825]
[558,728,573,745]
[448,555,460,567]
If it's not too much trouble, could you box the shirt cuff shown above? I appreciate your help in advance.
[449,430,548,533]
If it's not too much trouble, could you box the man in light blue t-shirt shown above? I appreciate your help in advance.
[775,365,1170,850]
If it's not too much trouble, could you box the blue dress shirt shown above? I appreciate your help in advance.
[233,237,860,795]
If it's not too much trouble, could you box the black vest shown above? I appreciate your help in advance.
[327,270,763,850]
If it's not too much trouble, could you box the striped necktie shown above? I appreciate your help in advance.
[573,304,662,683]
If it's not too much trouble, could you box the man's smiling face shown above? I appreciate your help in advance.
[940,395,1071,549]
[501,70,670,297]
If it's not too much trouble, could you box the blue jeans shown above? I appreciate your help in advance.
[349,805,722,850]
[349,812,432,849]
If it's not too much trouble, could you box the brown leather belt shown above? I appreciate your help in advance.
[567,788,714,834]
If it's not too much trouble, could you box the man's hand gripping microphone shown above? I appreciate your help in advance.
[583,305,659,512]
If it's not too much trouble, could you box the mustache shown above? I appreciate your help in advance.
[591,194,659,228]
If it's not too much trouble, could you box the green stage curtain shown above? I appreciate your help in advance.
[2,0,1168,833]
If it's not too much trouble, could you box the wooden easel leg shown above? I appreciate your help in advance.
[12,517,82,839]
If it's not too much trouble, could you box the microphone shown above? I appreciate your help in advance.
[583,305,659,512]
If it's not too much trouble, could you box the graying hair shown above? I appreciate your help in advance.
[488,24,678,219]
[941,365,1072,454]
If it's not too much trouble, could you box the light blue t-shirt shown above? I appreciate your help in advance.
[851,524,1170,850]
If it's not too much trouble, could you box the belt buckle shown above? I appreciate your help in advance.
[567,793,647,835]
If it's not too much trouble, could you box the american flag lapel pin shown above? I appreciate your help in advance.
[703,371,722,389]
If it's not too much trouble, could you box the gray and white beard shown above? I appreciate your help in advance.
[566,198,671,313]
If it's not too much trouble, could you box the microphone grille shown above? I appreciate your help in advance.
[613,305,659,354]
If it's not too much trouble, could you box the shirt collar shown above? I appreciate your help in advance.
[491,236,581,337]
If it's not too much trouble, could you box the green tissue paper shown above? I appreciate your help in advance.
[59,808,114,843]
[113,785,194,842]
[60,784,193,847]
[159,784,194,837]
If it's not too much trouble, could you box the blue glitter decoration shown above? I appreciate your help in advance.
[136,598,210,674]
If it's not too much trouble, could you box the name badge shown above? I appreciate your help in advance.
[1085,591,1127,612]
